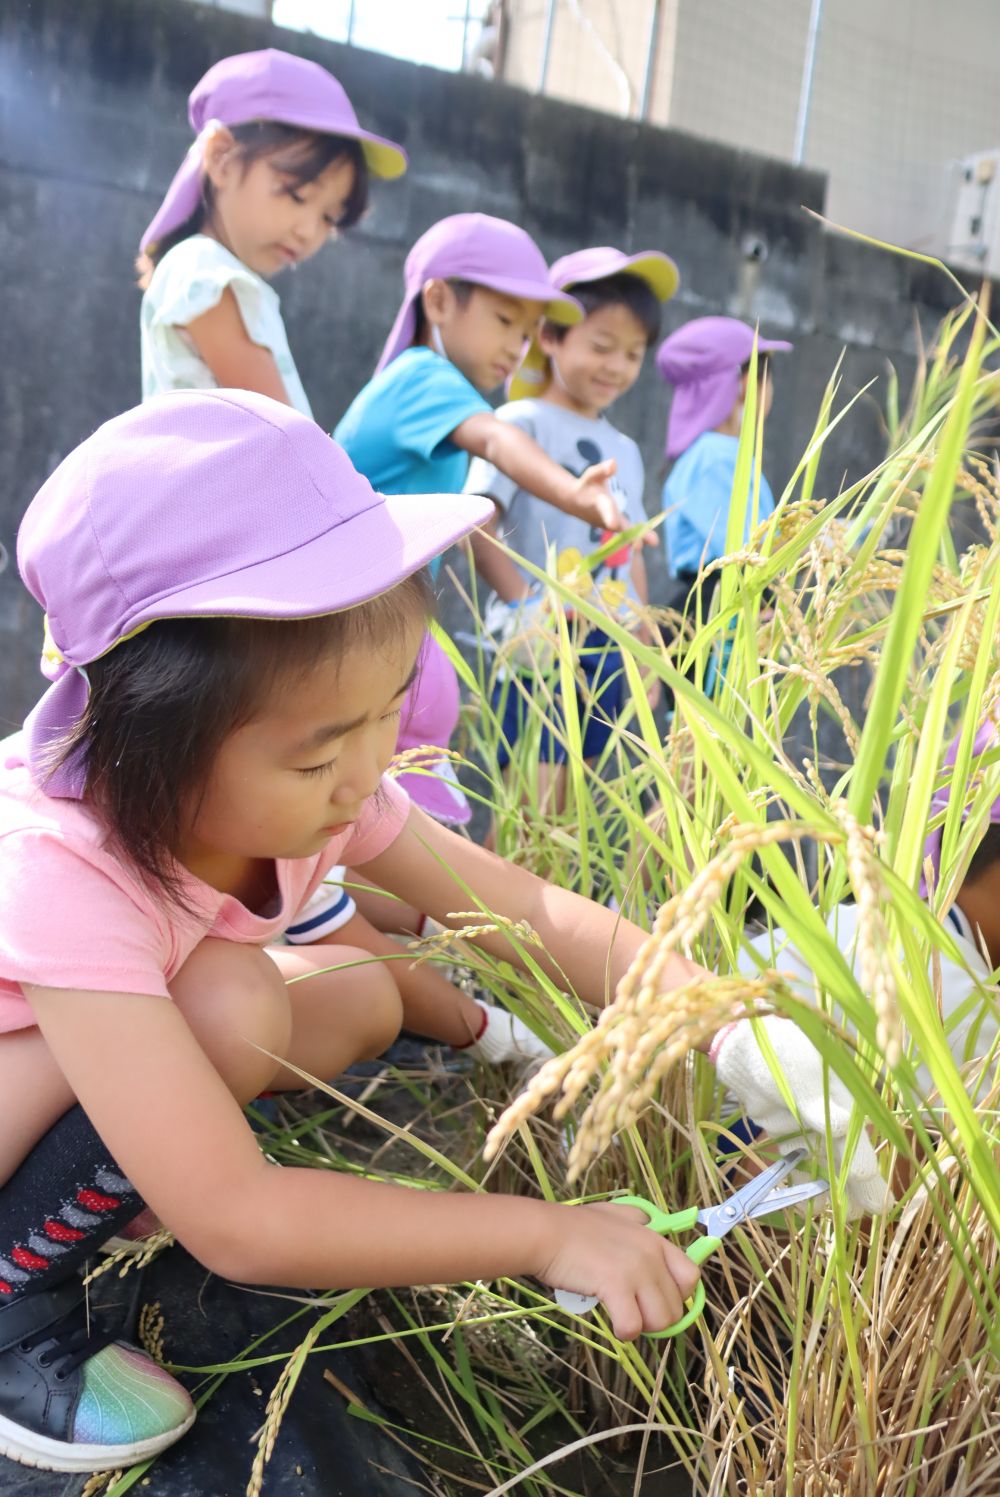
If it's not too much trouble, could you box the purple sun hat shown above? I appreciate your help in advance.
[17,389,491,799]
[508,244,680,400]
[393,633,471,825]
[140,49,407,255]
[921,720,1000,898]
[656,316,792,459]
[375,214,582,375]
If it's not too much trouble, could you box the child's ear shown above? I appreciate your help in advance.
[537,321,563,357]
[420,278,455,327]
[201,125,240,190]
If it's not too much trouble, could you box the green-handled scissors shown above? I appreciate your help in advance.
[554,1147,828,1337]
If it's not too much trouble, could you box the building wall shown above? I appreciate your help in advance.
[503,0,655,116]
[0,0,982,724]
[499,0,1000,257]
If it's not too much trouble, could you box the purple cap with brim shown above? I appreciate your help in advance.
[393,633,471,825]
[656,316,792,458]
[17,389,491,798]
[508,244,680,400]
[140,49,408,255]
[375,213,582,375]
[921,720,1000,897]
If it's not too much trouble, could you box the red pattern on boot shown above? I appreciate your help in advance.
[77,1189,121,1212]
[44,1219,86,1243]
[11,1246,49,1271]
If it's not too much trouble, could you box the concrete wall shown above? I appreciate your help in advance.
[501,0,1000,257]
[0,0,982,727]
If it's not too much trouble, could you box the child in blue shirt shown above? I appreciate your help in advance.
[306,215,628,1054]
[464,246,677,809]
[656,316,792,614]
[335,213,628,823]
[336,213,625,555]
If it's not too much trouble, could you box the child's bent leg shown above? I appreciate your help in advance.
[310,909,483,1047]
[171,938,402,1095]
[168,939,295,1105]
[263,944,404,1088]
[305,916,555,1064]
[0,938,403,1299]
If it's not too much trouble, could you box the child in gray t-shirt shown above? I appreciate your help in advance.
[465,247,678,804]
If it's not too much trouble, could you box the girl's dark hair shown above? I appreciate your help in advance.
[543,272,663,347]
[56,573,432,905]
[137,121,369,284]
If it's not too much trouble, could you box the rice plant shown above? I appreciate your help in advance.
[426,292,1000,1494]
[93,293,1000,1497]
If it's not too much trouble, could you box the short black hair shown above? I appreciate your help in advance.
[56,574,432,905]
[413,277,477,345]
[543,271,662,346]
[138,121,369,281]
[740,355,772,383]
[964,822,1000,885]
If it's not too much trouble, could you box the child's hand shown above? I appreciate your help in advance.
[572,458,627,534]
[712,1015,894,1220]
[537,1201,700,1340]
[573,460,659,548]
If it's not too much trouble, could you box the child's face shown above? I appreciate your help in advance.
[539,302,649,418]
[204,134,357,278]
[738,365,775,423]
[180,613,425,870]
[427,285,545,392]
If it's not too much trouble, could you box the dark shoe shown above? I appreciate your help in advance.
[0,1279,194,1472]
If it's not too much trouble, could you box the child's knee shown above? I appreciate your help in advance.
[354,960,405,1059]
[170,939,292,1099]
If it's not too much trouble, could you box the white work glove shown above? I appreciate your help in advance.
[465,999,556,1066]
[712,1015,893,1220]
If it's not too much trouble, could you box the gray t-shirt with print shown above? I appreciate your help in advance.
[464,399,646,632]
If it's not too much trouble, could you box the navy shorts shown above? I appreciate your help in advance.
[491,629,627,770]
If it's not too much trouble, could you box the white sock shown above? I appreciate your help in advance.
[464,1000,555,1065]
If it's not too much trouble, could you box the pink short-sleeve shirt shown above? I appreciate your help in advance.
[0,734,411,1032]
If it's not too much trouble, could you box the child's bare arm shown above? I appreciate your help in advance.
[24,982,698,1339]
[453,412,626,535]
[631,546,650,607]
[362,807,705,1005]
[183,289,291,404]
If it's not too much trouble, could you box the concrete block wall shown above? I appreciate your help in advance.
[0,0,985,726]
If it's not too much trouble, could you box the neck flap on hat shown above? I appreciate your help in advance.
[23,620,92,799]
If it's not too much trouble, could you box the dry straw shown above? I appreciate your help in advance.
[83,1227,174,1284]
[246,1322,322,1497]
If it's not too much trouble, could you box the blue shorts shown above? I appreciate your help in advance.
[491,630,626,770]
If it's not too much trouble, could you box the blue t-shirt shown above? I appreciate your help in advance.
[334,346,490,498]
[662,431,775,576]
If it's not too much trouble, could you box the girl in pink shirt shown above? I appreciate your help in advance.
[0,390,704,1475]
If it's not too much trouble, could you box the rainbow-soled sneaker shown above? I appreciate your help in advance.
[0,1279,194,1472]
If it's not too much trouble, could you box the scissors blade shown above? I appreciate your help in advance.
[554,1287,599,1314]
[696,1148,826,1238]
